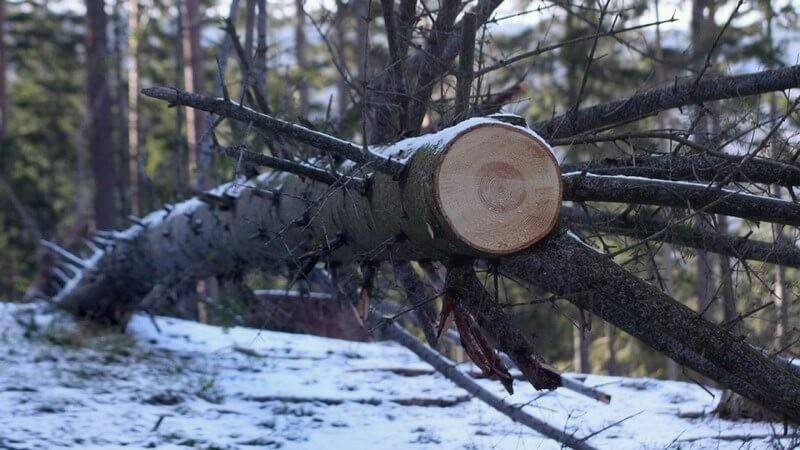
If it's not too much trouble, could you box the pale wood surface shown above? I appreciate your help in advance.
[435,124,561,254]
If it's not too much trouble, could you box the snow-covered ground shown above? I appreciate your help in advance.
[0,302,796,450]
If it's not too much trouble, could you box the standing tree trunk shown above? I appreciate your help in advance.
[0,0,6,141]
[573,309,591,373]
[196,0,240,188]
[175,0,188,191]
[605,323,617,375]
[564,9,592,374]
[662,244,680,379]
[180,0,206,189]
[334,0,348,119]
[127,0,142,215]
[717,217,738,328]
[244,0,255,62]
[255,0,267,94]
[112,0,129,220]
[771,115,791,350]
[654,0,680,380]
[691,0,715,321]
[85,0,117,230]
[294,0,308,116]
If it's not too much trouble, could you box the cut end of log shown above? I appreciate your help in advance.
[435,123,561,255]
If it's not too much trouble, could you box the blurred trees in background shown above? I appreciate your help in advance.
[0,0,798,379]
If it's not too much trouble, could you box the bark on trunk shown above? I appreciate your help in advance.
[0,0,6,141]
[127,0,142,214]
[55,118,560,320]
[294,0,308,116]
[499,232,800,423]
[180,0,206,188]
[54,99,800,422]
[112,0,129,219]
[86,0,117,229]
[573,309,591,373]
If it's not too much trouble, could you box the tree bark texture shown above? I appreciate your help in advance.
[499,233,800,422]
[86,0,117,229]
[52,98,800,422]
[180,0,206,188]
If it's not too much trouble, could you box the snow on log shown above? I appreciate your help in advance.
[53,117,562,322]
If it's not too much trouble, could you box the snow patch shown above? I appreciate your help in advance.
[0,302,794,449]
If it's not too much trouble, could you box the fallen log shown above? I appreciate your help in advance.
[54,116,562,323]
[47,89,800,422]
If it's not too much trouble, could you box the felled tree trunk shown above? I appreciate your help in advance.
[50,105,800,421]
[55,117,562,323]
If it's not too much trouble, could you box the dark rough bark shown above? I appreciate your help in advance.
[532,64,800,140]
[294,0,308,116]
[563,173,800,226]
[85,0,117,229]
[55,120,534,323]
[561,154,800,187]
[562,207,800,268]
[500,231,800,423]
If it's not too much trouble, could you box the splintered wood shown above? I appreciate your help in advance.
[435,124,561,254]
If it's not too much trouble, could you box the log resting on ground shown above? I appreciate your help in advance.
[54,117,562,321]
[51,114,800,421]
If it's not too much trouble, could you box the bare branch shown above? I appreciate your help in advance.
[446,261,562,390]
[562,207,800,268]
[532,65,800,139]
[560,154,800,187]
[142,86,406,176]
[562,172,800,226]
[376,317,596,450]
[219,144,368,192]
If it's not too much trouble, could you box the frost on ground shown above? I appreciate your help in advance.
[0,302,796,450]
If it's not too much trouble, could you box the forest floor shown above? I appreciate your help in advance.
[0,301,797,450]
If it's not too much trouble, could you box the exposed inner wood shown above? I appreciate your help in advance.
[435,124,562,254]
